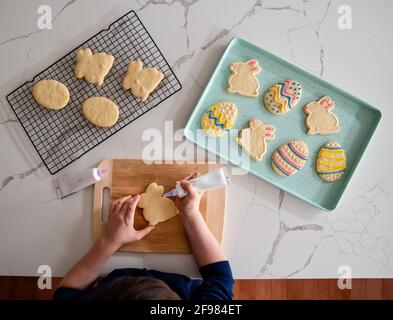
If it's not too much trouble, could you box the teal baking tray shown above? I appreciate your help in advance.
[184,37,381,211]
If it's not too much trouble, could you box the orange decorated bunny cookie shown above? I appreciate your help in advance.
[304,96,340,135]
[236,119,275,161]
[227,59,261,98]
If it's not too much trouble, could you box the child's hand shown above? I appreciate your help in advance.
[175,172,204,220]
[103,195,154,249]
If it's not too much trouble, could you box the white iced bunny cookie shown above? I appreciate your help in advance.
[304,96,340,135]
[122,60,164,101]
[138,182,179,226]
[74,48,114,86]
[227,59,261,97]
[236,119,276,161]
[316,141,347,182]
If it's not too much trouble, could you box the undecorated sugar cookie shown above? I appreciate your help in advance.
[201,101,238,137]
[227,59,261,98]
[236,119,275,161]
[32,79,70,110]
[82,96,119,128]
[271,140,309,176]
[74,48,114,86]
[138,182,179,225]
[122,60,164,101]
[304,96,340,135]
[316,141,347,182]
[264,80,302,115]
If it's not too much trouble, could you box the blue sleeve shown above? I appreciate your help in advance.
[191,261,234,300]
[53,287,88,300]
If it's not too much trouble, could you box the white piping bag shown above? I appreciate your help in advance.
[54,168,108,199]
[163,168,230,198]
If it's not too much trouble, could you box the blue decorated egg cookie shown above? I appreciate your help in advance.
[201,101,238,137]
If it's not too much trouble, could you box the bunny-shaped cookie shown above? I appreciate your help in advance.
[122,60,164,101]
[236,119,276,161]
[138,182,179,226]
[304,96,340,135]
[227,59,261,97]
[74,48,114,86]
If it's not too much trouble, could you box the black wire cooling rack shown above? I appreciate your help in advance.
[6,10,182,175]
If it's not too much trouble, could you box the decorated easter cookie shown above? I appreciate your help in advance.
[227,59,261,98]
[304,96,340,135]
[201,101,238,137]
[264,80,302,115]
[236,119,275,161]
[271,140,309,176]
[316,141,347,182]
[74,48,114,86]
[122,60,164,101]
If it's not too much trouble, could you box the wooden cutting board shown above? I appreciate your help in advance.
[93,159,225,253]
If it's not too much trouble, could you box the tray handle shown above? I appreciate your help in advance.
[92,159,113,241]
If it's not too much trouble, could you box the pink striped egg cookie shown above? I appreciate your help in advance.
[271,140,309,176]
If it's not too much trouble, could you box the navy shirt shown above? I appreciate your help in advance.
[53,261,233,300]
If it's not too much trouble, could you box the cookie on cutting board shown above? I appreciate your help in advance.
[138,182,179,226]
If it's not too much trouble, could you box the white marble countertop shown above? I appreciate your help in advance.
[1,0,392,279]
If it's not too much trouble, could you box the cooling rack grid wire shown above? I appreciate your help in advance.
[6,10,182,174]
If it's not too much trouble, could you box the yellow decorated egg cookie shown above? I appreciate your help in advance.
[201,101,238,137]
[316,141,347,182]
[271,140,308,176]
[264,80,302,115]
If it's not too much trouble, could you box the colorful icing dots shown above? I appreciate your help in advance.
[201,101,238,137]
[264,80,302,115]
[316,141,347,182]
[271,140,309,176]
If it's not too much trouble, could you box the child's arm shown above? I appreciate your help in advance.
[60,194,154,290]
[176,174,227,268]
[177,174,233,300]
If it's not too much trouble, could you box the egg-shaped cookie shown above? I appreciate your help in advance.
[316,141,347,182]
[82,96,119,128]
[32,79,70,110]
[263,80,302,115]
[201,101,238,137]
[271,140,308,176]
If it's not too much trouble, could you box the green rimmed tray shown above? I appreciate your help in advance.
[184,37,381,211]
